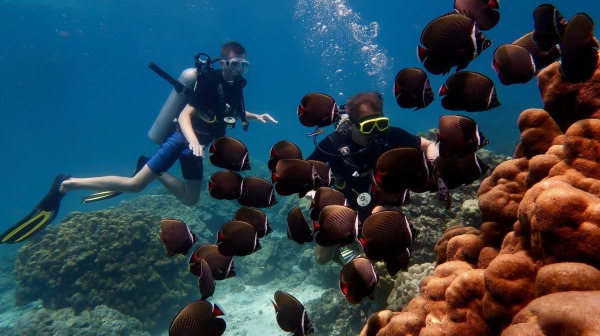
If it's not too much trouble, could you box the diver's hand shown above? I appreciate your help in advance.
[189,143,205,157]
[257,113,278,124]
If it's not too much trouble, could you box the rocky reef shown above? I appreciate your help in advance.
[13,208,196,331]
[360,60,600,335]
[9,304,151,336]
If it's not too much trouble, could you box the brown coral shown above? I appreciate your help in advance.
[361,311,426,336]
[478,158,529,246]
[535,262,600,297]
[419,261,474,325]
[445,233,486,267]
[482,251,537,331]
[441,269,489,336]
[363,52,600,336]
[524,153,561,188]
[434,226,481,265]
[538,60,600,131]
[502,291,600,335]
[517,179,600,269]
[514,108,563,159]
[548,118,600,184]
[360,310,397,336]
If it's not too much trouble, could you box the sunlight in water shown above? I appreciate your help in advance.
[294,0,393,96]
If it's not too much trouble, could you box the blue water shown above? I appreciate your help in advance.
[0,0,598,332]
[1,0,598,225]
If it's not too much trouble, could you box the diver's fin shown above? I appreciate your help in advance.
[81,190,123,204]
[0,174,70,244]
[80,155,149,204]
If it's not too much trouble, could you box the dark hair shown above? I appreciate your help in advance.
[221,41,246,59]
[346,92,384,123]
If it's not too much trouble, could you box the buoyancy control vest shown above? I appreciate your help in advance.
[184,69,247,144]
[147,53,248,145]
[323,121,391,206]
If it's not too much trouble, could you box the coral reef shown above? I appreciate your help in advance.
[361,59,600,335]
[14,209,195,331]
[386,263,434,311]
[235,231,337,286]
[9,304,150,336]
[305,288,374,336]
[406,149,507,265]
[538,61,600,131]
[503,291,600,335]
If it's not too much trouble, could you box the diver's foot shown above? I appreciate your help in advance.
[58,176,73,194]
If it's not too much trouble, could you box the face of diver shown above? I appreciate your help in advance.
[221,52,249,83]
[350,112,389,147]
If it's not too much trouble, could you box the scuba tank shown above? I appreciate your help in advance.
[147,67,197,144]
[147,52,227,144]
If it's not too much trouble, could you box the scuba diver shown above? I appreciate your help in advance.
[1,41,277,244]
[304,91,438,264]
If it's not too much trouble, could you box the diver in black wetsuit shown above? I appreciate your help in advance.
[306,91,438,264]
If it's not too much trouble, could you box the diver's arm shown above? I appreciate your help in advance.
[420,137,439,163]
[245,111,278,123]
[179,104,204,157]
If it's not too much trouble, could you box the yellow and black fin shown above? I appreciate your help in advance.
[0,174,69,244]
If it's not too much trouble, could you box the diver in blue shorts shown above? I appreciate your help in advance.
[0,41,277,243]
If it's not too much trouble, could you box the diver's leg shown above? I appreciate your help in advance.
[315,244,338,264]
[156,150,203,206]
[60,166,157,193]
[156,174,202,206]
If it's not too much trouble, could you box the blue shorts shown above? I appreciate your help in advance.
[146,131,204,180]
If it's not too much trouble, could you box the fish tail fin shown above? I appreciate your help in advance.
[417,45,428,62]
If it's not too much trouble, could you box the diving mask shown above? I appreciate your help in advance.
[355,115,390,135]
[225,57,251,74]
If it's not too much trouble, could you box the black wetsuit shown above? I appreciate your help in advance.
[186,69,246,145]
[307,125,421,221]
